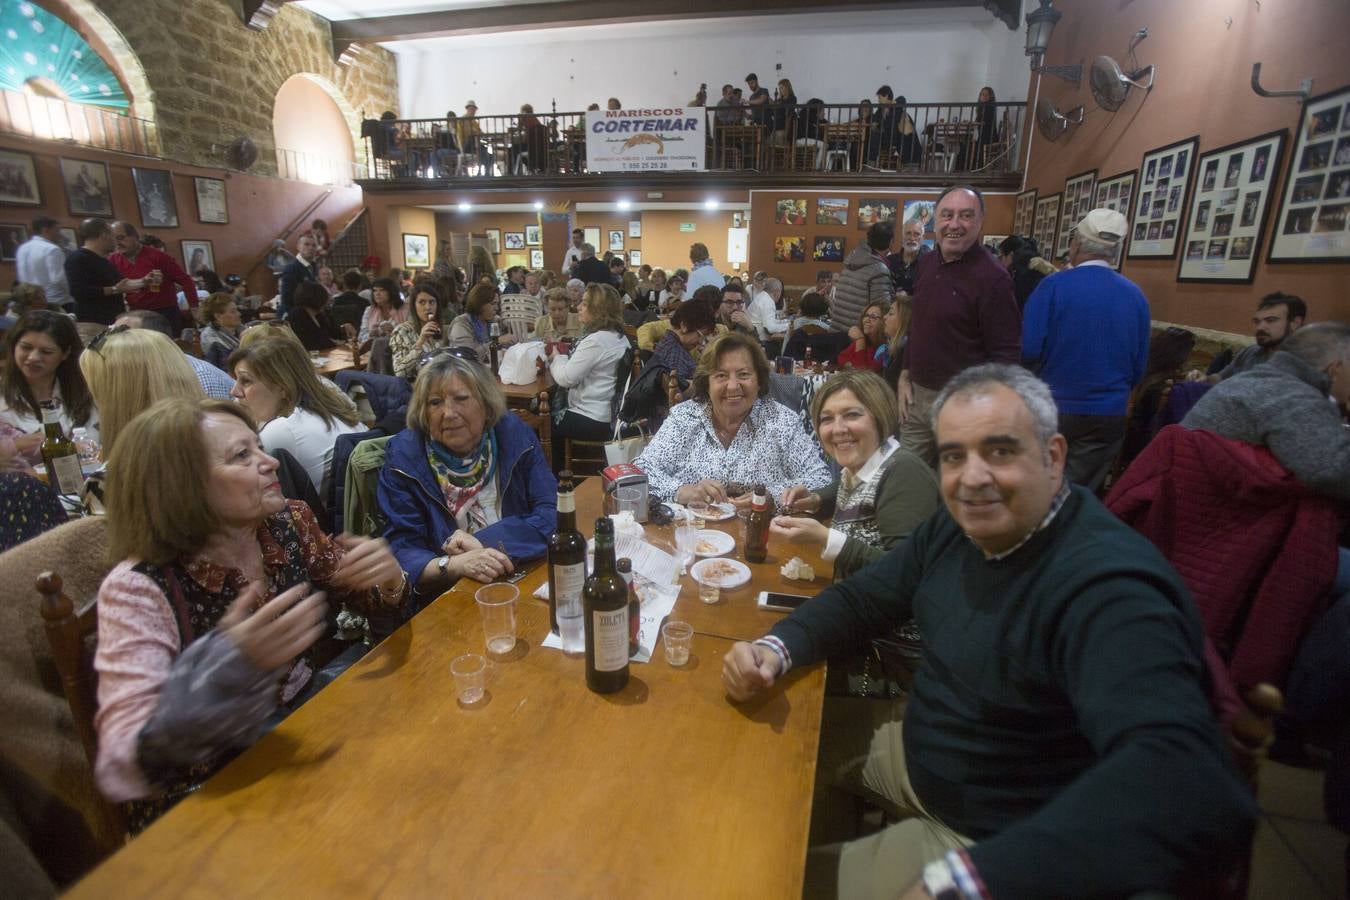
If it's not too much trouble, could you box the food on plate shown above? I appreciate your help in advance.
[701,560,739,583]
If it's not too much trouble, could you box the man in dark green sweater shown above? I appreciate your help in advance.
[723,364,1255,899]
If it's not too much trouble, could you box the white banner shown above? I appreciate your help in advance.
[585,107,706,173]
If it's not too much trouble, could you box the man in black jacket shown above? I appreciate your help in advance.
[725,364,1254,899]
[65,217,139,325]
[572,243,611,287]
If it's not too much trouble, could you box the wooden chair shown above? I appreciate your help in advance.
[511,391,551,464]
[36,571,127,849]
[563,349,637,475]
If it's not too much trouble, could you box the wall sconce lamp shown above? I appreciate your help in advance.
[1025,0,1082,88]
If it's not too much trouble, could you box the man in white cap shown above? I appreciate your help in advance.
[1021,207,1150,491]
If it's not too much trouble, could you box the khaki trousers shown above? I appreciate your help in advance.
[805,697,972,899]
[899,381,940,468]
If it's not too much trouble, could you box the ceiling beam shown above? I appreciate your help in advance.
[242,0,289,31]
[330,0,991,43]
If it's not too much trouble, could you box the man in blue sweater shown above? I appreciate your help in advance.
[1021,208,1150,491]
[723,364,1254,899]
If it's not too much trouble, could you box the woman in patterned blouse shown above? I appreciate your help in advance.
[93,398,407,829]
[635,331,832,506]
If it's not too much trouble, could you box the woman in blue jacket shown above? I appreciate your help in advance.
[377,354,556,608]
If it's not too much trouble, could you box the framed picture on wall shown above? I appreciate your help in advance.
[1179,129,1287,283]
[608,229,624,251]
[1092,169,1137,269]
[132,167,179,229]
[193,176,228,224]
[403,233,431,268]
[982,234,1009,253]
[775,198,807,225]
[1269,86,1350,263]
[628,250,641,267]
[485,229,501,254]
[1128,135,1198,259]
[503,232,525,250]
[181,239,215,275]
[583,226,601,250]
[858,198,897,229]
[774,236,806,263]
[629,220,642,238]
[0,149,41,206]
[530,249,545,269]
[812,236,845,262]
[0,224,27,262]
[60,157,113,217]
[525,224,541,246]
[58,227,78,251]
[1012,189,1037,237]
[815,198,848,226]
[1055,169,1098,259]
[1032,194,1060,256]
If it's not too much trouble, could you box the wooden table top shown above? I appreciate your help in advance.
[497,371,553,405]
[314,345,359,379]
[67,481,827,897]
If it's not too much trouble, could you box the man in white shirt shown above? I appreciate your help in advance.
[16,216,72,311]
[561,227,585,276]
[749,276,789,354]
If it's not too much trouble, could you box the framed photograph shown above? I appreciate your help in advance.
[628,219,641,238]
[525,224,541,246]
[504,232,526,250]
[608,229,624,251]
[901,199,935,233]
[58,227,78,252]
[583,226,601,250]
[628,250,641,267]
[816,198,848,226]
[775,198,807,225]
[530,249,545,269]
[403,233,431,268]
[60,157,113,217]
[1179,129,1287,282]
[0,149,41,206]
[1055,169,1098,259]
[132,167,179,228]
[1091,169,1137,269]
[812,236,845,262]
[1269,86,1350,263]
[485,228,501,254]
[181,239,215,275]
[857,197,897,229]
[982,235,1009,254]
[1032,194,1061,257]
[774,236,806,263]
[193,176,228,224]
[0,223,27,262]
[1013,189,1037,237]
[1128,136,1198,259]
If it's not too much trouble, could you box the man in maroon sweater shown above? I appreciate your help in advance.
[110,220,198,337]
[899,185,1021,464]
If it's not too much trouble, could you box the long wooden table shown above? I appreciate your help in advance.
[67,481,829,897]
[498,371,553,409]
[313,345,359,379]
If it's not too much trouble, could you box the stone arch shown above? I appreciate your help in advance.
[273,72,368,181]
[40,0,160,152]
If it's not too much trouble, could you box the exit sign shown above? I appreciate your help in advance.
[679,223,695,232]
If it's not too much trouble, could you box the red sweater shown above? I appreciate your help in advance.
[110,244,197,312]
[1106,425,1339,688]
[835,339,883,372]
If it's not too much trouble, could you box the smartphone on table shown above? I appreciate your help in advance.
[757,591,811,612]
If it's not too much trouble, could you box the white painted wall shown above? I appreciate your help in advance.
[392,8,1029,119]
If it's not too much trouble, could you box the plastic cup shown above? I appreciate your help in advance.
[451,653,488,706]
[474,583,519,656]
[698,575,721,605]
[614,487,643,518]
[662,621,693,666]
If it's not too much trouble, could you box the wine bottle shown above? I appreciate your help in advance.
[584,517,629,693]
[488,320,501,374]
[617,557,641,657]
[547,470,586,641]
[40,401,82,496]
[744,483,770,564]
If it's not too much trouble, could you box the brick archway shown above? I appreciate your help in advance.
[280,72,369,176]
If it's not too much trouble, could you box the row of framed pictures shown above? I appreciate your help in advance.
[1011,85,1350,283]
[0,221,217,277]
[0,150,230,227]
[485,225,640,260]
[774,197,942,232]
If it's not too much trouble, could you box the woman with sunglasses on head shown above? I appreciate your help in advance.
[0,310,97,463]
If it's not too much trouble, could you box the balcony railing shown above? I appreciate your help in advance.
[275,146,359,186]
[358,101,1024,182]
[0,89,159,156]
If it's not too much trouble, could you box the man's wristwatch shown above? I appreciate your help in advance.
[437,555,451,579]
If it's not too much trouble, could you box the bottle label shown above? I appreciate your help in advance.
[41,407,62,426]
[553,562,584,605]
[49,453,82,494]
[592,608,629,671]
[557,492,575,513]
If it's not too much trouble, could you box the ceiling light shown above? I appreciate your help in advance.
[457,202,471,211]
[616,199,632,210]
[533,201,543,210]
[704,199,720,210]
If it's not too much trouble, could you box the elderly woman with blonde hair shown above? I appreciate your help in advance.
[547,283,632,469]
[93,397,406,830]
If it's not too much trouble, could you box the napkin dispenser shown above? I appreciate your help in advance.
[601,463,649,523]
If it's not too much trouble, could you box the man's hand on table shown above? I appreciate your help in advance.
[722,641,784,701]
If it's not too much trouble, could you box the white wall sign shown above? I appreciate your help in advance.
[585,108,706,173]
[727,227,749,265]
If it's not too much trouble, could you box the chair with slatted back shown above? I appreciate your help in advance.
[511,391,551,465]
[35,571,126,850]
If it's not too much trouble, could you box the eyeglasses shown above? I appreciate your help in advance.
[862,313,883,322]
[88,323,131,355]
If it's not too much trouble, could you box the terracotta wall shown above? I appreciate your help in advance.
[748,190,1016,285]
[385,206,437,272]
[1023,0,1350,333]
[0,133,363,296]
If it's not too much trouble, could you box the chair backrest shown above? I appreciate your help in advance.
[511,391,551,464]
